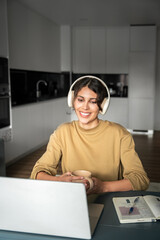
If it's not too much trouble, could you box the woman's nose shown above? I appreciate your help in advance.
[82,101,89,109]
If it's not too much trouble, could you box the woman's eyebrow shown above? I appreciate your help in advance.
[77,95,97,100]
[77,95,84,98]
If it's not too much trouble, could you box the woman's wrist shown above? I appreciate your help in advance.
[36,171,58,181]
[102,179,133,192]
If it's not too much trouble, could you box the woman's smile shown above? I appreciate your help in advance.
[79,111,91,117]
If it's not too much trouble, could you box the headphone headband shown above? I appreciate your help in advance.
[67,75,110,115]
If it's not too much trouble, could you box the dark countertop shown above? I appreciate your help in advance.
[11,93,66,107]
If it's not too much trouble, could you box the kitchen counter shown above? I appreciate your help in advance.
[11,93,66,107]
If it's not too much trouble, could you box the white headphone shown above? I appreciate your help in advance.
[67,75,110,115]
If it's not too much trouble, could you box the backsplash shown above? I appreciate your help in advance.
[10,70,128,107]
[72,73,128,98]
[10,69,70,106]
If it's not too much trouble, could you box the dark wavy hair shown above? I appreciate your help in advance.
[72,77,108,111]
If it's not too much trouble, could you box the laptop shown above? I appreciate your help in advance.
[0,177,104,239]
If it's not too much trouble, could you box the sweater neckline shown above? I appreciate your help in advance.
[74,119,108,134]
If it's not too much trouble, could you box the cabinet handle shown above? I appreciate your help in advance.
[66,111,71,115]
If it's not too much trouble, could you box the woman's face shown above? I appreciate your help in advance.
[73,86,99,129]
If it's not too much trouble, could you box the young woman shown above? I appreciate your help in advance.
[30,76,149,194]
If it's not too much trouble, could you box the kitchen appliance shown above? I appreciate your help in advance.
[0,57,9,84]
[0,57,11,138]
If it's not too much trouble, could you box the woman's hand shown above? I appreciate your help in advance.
[58,172,85,183]
[86,177,105,194]
[59,172,94,191]
[58,173,104,193]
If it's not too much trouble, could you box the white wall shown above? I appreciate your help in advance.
[155,27,160,130]
[7,0,60,72]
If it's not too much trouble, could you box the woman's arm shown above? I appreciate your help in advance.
[118,133,149,191]
[87,178,133,194]
[36,171,88,185]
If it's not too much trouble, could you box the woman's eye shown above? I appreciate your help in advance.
[90,101,97,104]
[77,98,83,102]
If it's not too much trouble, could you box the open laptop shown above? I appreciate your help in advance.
[0,177,104,239]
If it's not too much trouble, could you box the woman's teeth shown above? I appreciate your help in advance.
[80,112,90,116]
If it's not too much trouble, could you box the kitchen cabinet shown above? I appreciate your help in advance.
[90,28,106,73]
[7,0,60,72]
[73,27,106,73]
[99,98,129,128]
[72,27,90,73]
[5,98,69,163]
[129,98,154,130]
[129,52,155,98]
[128,26,156,131]
[130,26,156,52]
[72,26,129,74]
[0,0,9,57]
[60,25,71,72]
[106,27,129,73]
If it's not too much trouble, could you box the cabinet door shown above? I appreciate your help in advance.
[90,28,106,73]
[129,52,155,98]
[60,25,71,72]
[72,27,90,73]
[6,106,31,161]
[130,26,156,51]
[106,27,129,73]
[43,98,70,140]
[129,98,154,130]
[0,0,9,57]
[99,98,129,128]
[28,103,45,147]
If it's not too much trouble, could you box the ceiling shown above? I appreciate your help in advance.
[18,0,160,27]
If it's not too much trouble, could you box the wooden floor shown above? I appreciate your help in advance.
[6,131,160,183]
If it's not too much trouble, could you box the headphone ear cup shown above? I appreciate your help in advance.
[99,98,110,115]
[67,90,74,107]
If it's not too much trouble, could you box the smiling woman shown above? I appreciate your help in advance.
[30,75,149,196]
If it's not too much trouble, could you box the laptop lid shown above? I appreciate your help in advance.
[0,177,103,239]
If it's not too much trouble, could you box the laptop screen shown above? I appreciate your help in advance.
[0,177,103,239]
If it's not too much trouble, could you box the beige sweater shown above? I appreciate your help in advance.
[30,120,149,190]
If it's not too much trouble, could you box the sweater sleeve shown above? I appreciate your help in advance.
[30,131,62,179]
[120,132,149,190]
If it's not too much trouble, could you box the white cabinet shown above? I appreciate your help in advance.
[60,25,71,72]
[129,52,155,98]
[7,0,60,72]
[106,27,129,73]
[129,98,154,130]
[99,98,129,128]
[130,26,156,52]
[0,0,9,57]
[128,26,156,131]
[90,28,106,73]
[72,27,90,73]
[5,98,69,163]
[72,26,129,74]
[73,27,106,73]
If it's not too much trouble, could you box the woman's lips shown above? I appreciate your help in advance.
[79,112,90,117]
